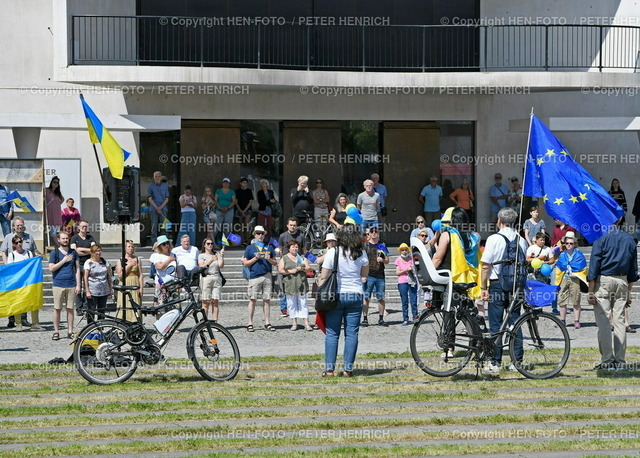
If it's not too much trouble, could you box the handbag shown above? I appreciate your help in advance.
[220,272,227,287]
[271,200,282,218]
[315,247,339,312]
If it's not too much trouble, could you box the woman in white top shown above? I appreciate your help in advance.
[149,235,177,306]
[317,225,369,377]
[198,238,224,322]
[7,235,43,331]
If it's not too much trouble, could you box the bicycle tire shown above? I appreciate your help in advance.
[410,308,476,377]
[73,320,138,385]
[301,225,315,253]
[186,321,241,381]
[509,311,570,379]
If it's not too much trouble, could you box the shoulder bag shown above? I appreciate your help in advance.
[315,247,339,312]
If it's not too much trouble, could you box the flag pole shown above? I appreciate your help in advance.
[512,108,536,296]
[519,107,535,227]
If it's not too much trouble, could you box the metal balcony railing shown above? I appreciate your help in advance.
[71,16,640,72]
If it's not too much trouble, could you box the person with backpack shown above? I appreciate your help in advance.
[480,207,529,374]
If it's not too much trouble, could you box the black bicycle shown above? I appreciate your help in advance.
[410,278,570,380]
[73,268,240,385]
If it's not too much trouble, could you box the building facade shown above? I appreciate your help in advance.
[1,0,639,247]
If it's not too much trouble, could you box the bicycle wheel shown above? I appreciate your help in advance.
[73,320,138,385]
[187,321,241,381]
[509,311,570,379]
[302,225,315,253]
[410,309,476,377]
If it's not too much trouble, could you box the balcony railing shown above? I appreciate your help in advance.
[71,16,640,72]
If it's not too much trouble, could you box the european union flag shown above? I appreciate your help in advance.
[304,251,317,263]
[523,115,624,243]
[227,233,242,244]
[375,243,389,255]
[268,237,279,248]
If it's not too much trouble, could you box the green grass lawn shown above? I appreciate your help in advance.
[1,349,639,457]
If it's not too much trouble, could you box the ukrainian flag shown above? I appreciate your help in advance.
[80,95,131,180]
[0,191,36,212]
[0,257,43,318]
[448,228,482,300]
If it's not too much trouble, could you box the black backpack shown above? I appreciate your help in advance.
[497,234,527,292]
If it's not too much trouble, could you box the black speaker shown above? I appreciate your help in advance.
[103,166,140,224]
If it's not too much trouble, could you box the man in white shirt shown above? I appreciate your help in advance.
[171,234,200,279]
[480,207,529,374]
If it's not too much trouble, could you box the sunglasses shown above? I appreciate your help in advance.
[565,242,574,246]
[161,242,169,246]
[417,220,425,224]
[316,181,323,184]
[205,242,213,245]
[417,234,427,238]
[14,240,23,244]
[255,232,265,235]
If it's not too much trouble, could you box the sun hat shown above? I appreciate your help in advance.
[153,235,171,250]
[398,243,410,252]
[324,233,337,242]
[253,225,266,234]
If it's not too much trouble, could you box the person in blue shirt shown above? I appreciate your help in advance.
[489,173,510,224]
[418,176,443,227]
[554,234,586,328]
[242,226,277,332]
[587,220,639,370]
[48,231,81,340]
[148,171,169,240]
[0,182,14,236]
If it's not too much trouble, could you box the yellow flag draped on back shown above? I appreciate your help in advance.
[449,229,482,300]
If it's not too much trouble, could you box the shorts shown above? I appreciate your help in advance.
[558,276,581,307]
[364,277,385,300]
[201,275,222,301]
[53,286,76,310]
[247,275,272,301]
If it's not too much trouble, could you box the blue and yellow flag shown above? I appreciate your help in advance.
[524,115,624,243]
[0,191,36,212]
[447,228,482,300]
[80,95,131,180]
[160,216,172,231]
[0,257,43,318]
[221,234,230,246]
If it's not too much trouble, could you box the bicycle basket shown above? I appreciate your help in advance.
[525,280,559,307]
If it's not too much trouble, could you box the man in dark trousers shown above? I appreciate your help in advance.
[588,219,638,370]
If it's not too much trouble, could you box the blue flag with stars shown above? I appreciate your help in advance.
[523,115,623,243]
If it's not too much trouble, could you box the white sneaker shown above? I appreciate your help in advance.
[484,363,500,374]
[508,364,519,372]
[441,349,454,358]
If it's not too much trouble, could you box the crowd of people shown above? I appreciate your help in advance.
[1,170,639,375]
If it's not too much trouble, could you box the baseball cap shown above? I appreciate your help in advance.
[222,178,231,183]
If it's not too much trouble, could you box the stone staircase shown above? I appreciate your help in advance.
[39,247,407,308]
[33,245,640,308]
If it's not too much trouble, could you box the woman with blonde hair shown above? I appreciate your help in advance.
[201,186,216,244]
[116,240,144,322]
[199,238,225,322]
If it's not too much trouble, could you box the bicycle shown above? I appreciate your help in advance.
[299,212,331,252]
[409,247,570,380]
[73,267,241,385]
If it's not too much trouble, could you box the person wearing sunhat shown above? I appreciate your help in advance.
[395,243,418,325]
[242,226,278,332]
[149,235,177,306]
[214,178,236,247]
